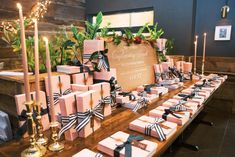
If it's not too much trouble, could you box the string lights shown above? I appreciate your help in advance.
[0,0,51,32]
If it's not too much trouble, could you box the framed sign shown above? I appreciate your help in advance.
[214,25,232,41]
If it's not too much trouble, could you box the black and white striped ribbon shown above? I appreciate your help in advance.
[58,113,78,138]
[83,54,92,59]
[132,97,149,112]
[97,55,109,71]
[169,100,187,112]
[47,88,72,107]
[74,103,104,132]
[95,153,103,157]
[144,118,166,141]
[100,96,113,105]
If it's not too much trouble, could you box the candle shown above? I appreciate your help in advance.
[194,35,198,74]
[44,37,56,122]
[33,19,40,107]
[17,3,31,102]
[202,33,207,75]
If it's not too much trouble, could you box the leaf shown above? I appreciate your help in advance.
[96,12,103,26]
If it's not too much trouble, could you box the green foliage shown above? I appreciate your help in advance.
[147,22,164,40]
[136,23,148,39]
[100,22,111,37]
[165,38,174,55]
[123,28,134,46]
[85,11,103,39]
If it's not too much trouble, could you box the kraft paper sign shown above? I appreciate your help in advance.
[107,41,157,91]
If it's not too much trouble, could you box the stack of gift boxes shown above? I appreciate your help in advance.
[13,38,228,156]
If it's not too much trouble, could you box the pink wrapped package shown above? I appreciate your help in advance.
[94,68,117,82]
[131,91,159,103]
[15,91,50,138]
[129,115,177,141]
[153,64,162,73]
[89,82,112,117]
[72,72,93,85]
[56,65,82,74]
[176,61,185,71]
[83,40,105,65]
[116,94,130,104]
[72,149,103,157]
[161,62,171,72]
[97,131,157,157]
[136,85,168,95]
[156,38,167,51]
[71,84,89,92]
[189,85,214,93]
[59,91,82,141]
[183,62,192,73]
[149,106,190,126]
[162,99,198,115]
[44,75,72,118]
[122,98,148,112]
[76,90,102,138]
[173,94,204,106]
[181,89,210,99]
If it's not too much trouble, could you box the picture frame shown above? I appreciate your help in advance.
[214,25,232,41]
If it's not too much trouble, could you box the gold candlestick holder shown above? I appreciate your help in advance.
[34,102,48,146]
[21,101,47,157]
[201,60,205,76]
[48,121,64,152]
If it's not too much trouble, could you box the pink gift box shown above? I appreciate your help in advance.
[161,62,171,72]
[83,40,105,65]
[76,90,101,138]
[116,95,130,104]
[189,85,214,93]
[15,91,50,138]
[183,62,192,73]
[72,72,93,85]
[129,115,177,140]
[154,64,162,73]
[156,38,167,51]
[173,94,204,106]
[59,91,82,141]
[162,99,198,115]
[72,149,103,157]
[137,85,168,95]
[176,61,185,71]
[131,91,159,103]
[56,65,82,74]
[149,106,190,126]
[181,89,210,98]
[44,75,72,117]
[71,84,89,92]
[89,82,111,117]
[94,68,117,82]
[97,131,157,157]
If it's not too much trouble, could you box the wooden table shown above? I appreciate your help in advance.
[0,80,223,157]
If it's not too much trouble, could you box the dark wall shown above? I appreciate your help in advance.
[195,0,235,57]
[86,0,235,57]
[86,0,195,56]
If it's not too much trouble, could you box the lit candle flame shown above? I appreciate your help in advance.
[32,18,37,23]
[196,35,198,39]
[16,3,22,9]
[204,33,207,36]
[43,37,48,43]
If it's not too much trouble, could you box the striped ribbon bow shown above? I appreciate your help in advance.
[95,153,103,157]
[58,113,79,138]
[118,92,136,101]
[97,54,110,71]
[145,118,166,141]
[100,96,113,105]
[169,100,187,112]
[178,92,196,101]
[47,88,72,106]
[74,103,104,132]
[132,97,149,112]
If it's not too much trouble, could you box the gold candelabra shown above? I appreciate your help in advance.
[48,121,64,152]
[34,102,48,146]
[21,101,46,157]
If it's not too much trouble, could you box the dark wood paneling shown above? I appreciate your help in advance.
[0,0,86,70]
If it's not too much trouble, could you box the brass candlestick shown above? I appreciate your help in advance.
[21,101,46,157]
[48,121,64,152]
[35,102,48,146]
[201,60,205,76]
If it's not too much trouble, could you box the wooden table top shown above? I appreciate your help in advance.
[0,80,221,157]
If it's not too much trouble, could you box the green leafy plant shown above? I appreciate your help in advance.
[134,23,148,44]
[85,11,103,39]
[147,22,164,40]
[165,38,174,55]
[100,22,111,37]
[123,28,134,46]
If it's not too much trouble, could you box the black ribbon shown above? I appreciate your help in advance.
[114,135,144,157]
[15,107,48,139]
[178,92,196,101]
[143,84,158,94]
[162,109,182,120]
[118,92,136,101]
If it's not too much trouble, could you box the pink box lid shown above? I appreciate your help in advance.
[72,149,103,157]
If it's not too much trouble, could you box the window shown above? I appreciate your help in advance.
[92,10,154,28]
